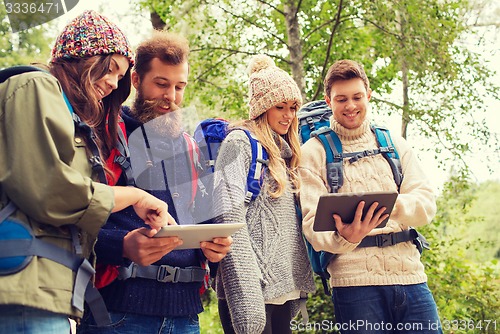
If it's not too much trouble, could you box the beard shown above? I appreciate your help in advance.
[130,88,184,138]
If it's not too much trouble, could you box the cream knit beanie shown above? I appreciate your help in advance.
[247,55,302,120]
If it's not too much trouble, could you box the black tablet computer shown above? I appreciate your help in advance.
[153,223,245,249]
[313,191,398,232]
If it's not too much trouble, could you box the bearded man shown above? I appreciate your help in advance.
[78,31,232,334]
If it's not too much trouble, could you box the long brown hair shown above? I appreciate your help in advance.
[231,114,301,198]
[50,54,131,158]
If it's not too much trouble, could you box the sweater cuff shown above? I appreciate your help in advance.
[95,228,130,265]
[332,231,359,253]
[234,322,266,334]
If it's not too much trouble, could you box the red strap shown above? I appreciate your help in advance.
[104,150,120,185]
[198,260,210,295]
[96,119,127,286]
[104,119,128,185]
[183,132,199,204]
[94,263,119,289]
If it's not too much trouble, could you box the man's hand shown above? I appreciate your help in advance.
[334,201,388,244]
[123,227,183,266]
[200,236,233,263]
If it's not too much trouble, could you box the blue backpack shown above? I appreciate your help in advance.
[297,100,428,295]
[193,118,269,204]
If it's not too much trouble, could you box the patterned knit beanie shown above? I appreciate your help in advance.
[247,54,302,120]
[51,10,134,65]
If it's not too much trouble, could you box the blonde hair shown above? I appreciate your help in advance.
[231,114,301,198]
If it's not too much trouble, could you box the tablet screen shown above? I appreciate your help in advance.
[313,191,398,232]
[153,223,245,249]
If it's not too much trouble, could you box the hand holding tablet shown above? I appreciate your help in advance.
[314,191,398,232]
[153,223,245,249]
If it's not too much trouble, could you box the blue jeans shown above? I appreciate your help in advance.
[77,311,200,334]
[0,305,70,334]
[332,283,443,333]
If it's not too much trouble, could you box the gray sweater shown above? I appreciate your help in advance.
[213,129,315,334]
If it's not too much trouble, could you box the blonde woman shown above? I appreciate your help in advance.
[213,55,315,334]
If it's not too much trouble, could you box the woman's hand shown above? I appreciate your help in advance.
[111,186,176,231]
[132,190,177,231]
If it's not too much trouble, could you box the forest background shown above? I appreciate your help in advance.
[1,0,499,333]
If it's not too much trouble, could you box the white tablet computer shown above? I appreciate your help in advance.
[153,223,245,249]
[313,191,398,232]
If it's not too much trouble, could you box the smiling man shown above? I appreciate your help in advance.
[298,59,442,333]
[325,72,370,130]
[78,31,232,334]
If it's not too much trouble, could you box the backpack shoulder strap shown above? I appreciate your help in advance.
[309,126,343,293]
[371,124,403,189]
[113,120,135,186]
[73,116,107,184]
[0,201,111,326]
[311,126,343,193]
[1,66,108,184]
[183,132,208,203]
[296,200,335,295]
[0,66,74,114]
[194,118,229,173]
[238,129,268,204]
[116,119,130,157]
[0,65,44,83]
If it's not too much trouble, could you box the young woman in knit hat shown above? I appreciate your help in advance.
[0,10,174,333]
[213,54,315,334]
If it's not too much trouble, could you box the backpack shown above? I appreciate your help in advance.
[193,118,269,204]
[131,122,208,204]
[95,122,210,292]
[107,117,134,186]
[297,100,429,295]
[139,126,212,294]
[0,66,112,326]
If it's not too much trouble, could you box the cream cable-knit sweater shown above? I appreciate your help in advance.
[299,119,436,288]
[214,129,315,334]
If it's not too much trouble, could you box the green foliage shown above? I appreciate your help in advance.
[292,178,500,333]
[464,181,500,261]
[198,277,338,334]
[198,181,499,334]
[199,289,224,334]
[419,178,500,333]
[0,6,52,68]
[137,0,499,181]
[292,276,337,334]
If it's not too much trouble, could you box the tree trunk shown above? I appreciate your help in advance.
[151,11,167,30]
[284,0,306,101]
[396,9,409,139]
[401,60,410,139]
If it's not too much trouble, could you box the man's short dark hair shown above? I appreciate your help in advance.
[134,31,189,79]
[324,59,370,98]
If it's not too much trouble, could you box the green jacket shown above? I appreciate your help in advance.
[0,71,114,317]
